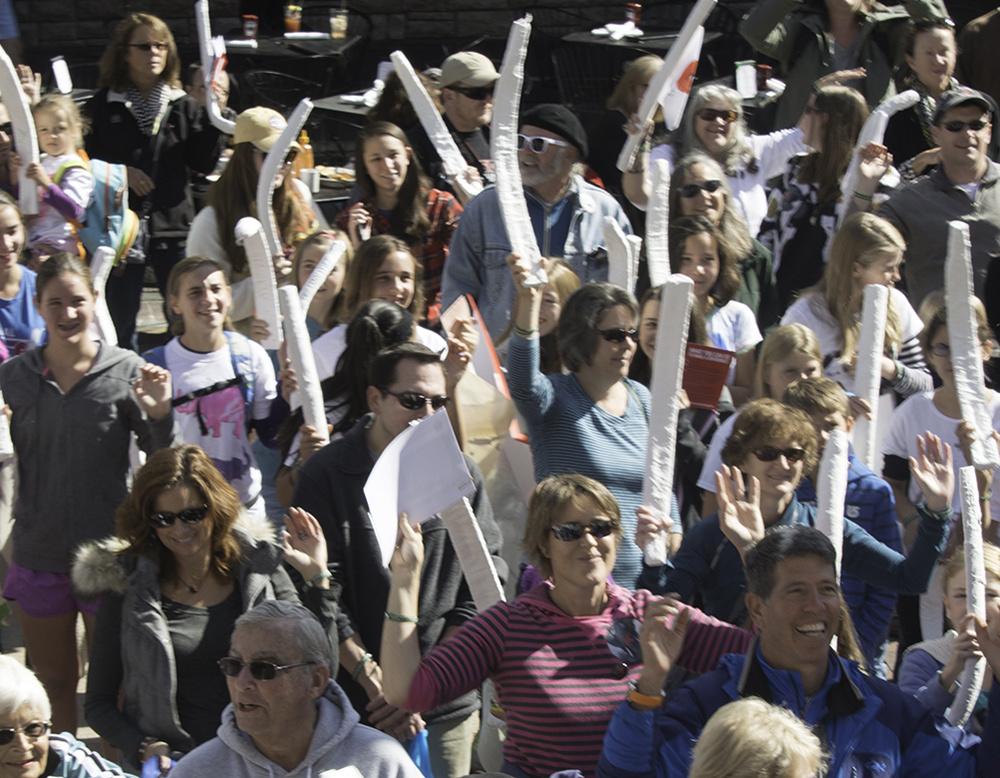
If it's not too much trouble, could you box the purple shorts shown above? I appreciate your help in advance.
[2,561,101,618]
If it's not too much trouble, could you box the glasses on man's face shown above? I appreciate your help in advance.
[930,342,951,357]
[0,722,51,746]
[382,389,451,411]
[149,505,209,529]
[218,658,315,681]
[598,327,638,344]
[549,519,618,542]
[447,84,494,101]
[678,180,723,198]
[940,119,989,133]
[128,42,168,52]
[697,108,737,124]
[753,446,807,463]
[517,134,569,154]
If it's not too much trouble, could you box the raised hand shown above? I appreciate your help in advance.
[282,506,328,580]
[856,142,892,189]
[390,512,424,577]
[715,464,764,555]
[639,597,691,681]
[634,504,673,550]
[133,364,172,420]
[909,433,954,514]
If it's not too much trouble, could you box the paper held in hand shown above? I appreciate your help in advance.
[364,409,477,566]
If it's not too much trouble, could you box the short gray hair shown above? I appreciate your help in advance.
[234,601,333,669]
[0,656,52,721]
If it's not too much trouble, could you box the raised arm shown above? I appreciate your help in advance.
[381,513,426,707]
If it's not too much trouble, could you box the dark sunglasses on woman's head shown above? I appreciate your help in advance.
[0,722,51,745]
[149,505,210,529]
[382,389,451,411]
[447,84,494,101]
[940,119,988,133]
[697,108,737,124]
[753,446,807,463]
[218,658,315,681]
[127,42,168,52]
[598,327,638,344]
[549,519,618,541]
[678,180,723,198]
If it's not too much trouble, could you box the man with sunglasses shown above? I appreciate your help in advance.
[169,601,422,778]
[407,52,497,203]
[856,86,1000,310]
[291,342,505,778]
[442,103,632,340]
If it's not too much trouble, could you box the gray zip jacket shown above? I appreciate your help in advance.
[0,344,178,572]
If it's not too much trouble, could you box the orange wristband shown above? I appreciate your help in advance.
[627,682,664,709]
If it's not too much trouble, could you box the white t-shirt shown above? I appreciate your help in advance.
[696,410,739,494]
[705,300,762,385]
[312,322,447,381]
[163,336,277,503]
[882,389,1000,520]
[648,127,807,237]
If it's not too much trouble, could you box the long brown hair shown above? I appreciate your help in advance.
[115,445,243,584]
[207,143,315,273]
[668,215,741,310]
[342,235,425,319]
[796,86,869,207]
[98,13,181,91]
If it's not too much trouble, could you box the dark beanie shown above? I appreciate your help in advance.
[520,104,588,160]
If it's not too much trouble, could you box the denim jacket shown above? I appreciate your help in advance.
[440,177,632,339]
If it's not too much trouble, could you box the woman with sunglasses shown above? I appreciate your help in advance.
[623,83,810,237]
[186,107,323,334]
[337,122,462,322]
[657,398,953,627]
[86,12,224,348]
[78,444,338,775]
[378,474,748,778]
[739,0,949,131]
[505,257,680,588]
[1,656,134,778]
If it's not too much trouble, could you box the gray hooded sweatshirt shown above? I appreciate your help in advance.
[169,681,423,778]
[0,344,178,572]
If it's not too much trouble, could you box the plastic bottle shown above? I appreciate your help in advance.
[294,130,314,178]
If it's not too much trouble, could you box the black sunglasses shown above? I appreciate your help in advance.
[598,327,638,343]
[127,42,168,52]
[382,389,451,411]
[753,446,807,463]
[550,519,618,542]
[940,119,988,133]
[149,505,209,529]
[447,84,494,101]
[0,721,51,746]
[0,122,11,136]
[697,108,737,123]
[678,180,723,198]
[218,658,315,681]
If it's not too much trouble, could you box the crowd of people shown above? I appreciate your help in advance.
[2,3,1000,778]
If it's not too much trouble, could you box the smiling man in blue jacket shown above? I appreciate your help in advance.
[599,525,1000,778]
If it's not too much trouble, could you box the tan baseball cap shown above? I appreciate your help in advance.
[233,107,304,153]
[439,52,498,88]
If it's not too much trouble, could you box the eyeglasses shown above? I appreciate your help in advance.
[149,505,209,529]
[598,327,638,343]
[381,389,451,411]
[128,42,168,52]
[446,84,494,101]
[0,123,11,136]
[753,446,807,463]
[940,119,989,132]
[697,108,737,124]
[517,134,570,154]
[218,658,315,680]
[549,519,618,541]
[930,343,951,357]
[678,180,723,198]
[0,722,51,746]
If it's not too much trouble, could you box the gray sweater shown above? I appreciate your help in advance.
[168,680,423,778]
[0,344,178,572]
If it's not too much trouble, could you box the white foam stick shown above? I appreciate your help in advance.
[641,275,695,565]
[440,497,505,610]
[279,286,329,439]
[946,221,1000,469]
[90,246,118,346]
[626,235,642,294]
[946,467,987,727]
[391,50,483,203]
[815,429,849,581]
[257,99,313,259]
[837,89,918,223]
[616,0,716,173]
[0,46,39,215]
[299,240,346,312]
[195,0,236,134]
[492,15,545,287]
[234,217,281,350]
[604,216,636,292]
[853,284,888,470]
[0,390,12,462]
[646,159,671,286]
